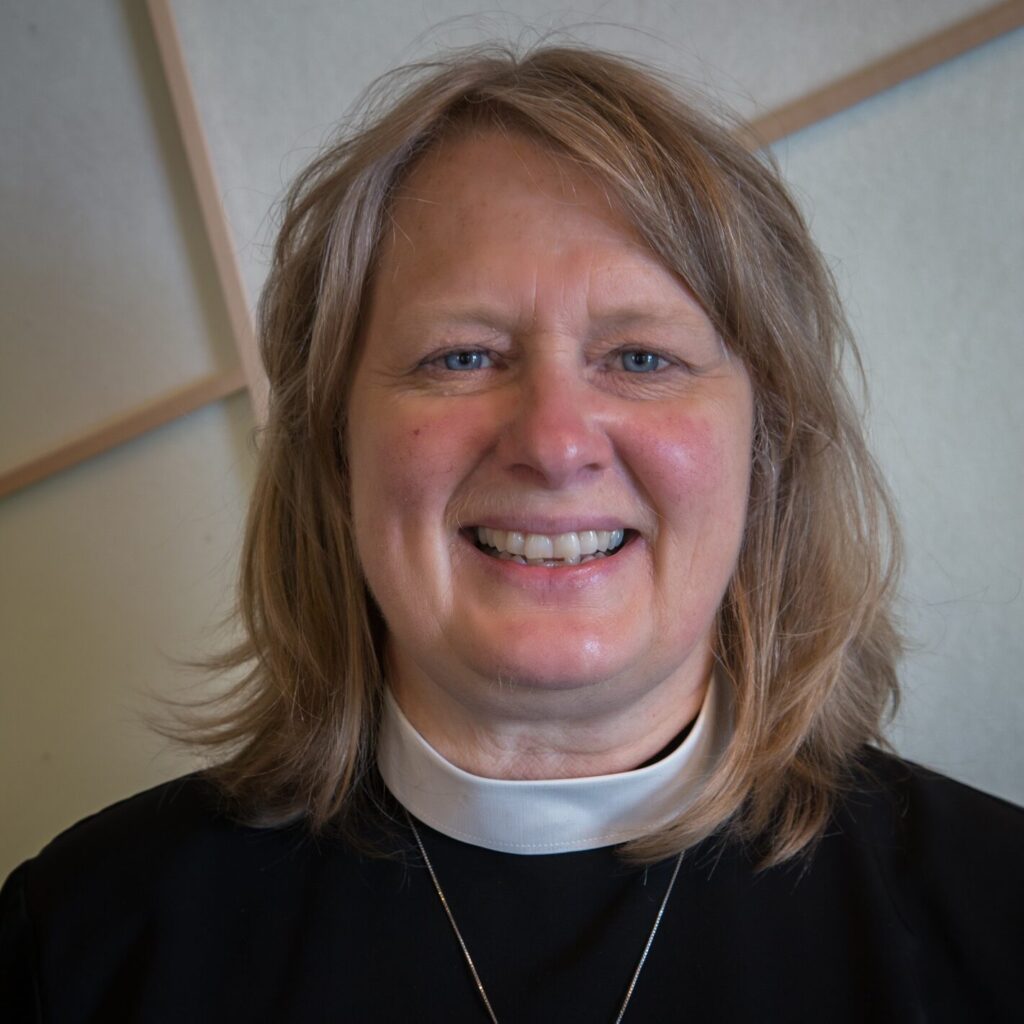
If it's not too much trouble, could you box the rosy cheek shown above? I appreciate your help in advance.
[358,405,479,505]
[629,411,743,504]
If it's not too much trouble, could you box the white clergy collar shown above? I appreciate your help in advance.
[377,673,730,855]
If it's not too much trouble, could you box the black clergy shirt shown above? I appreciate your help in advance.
[1,748,1022,1023]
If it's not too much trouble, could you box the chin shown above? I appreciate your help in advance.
[455,622,656,695]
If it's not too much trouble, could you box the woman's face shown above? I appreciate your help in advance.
[348,133,753,722]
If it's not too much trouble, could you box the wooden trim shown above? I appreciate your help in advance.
[145,0,268,423]
[746,0,1024,146]
[3,2,1021,501]
[0,368,247,500]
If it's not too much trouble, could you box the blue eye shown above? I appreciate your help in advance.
[442,350,491,371]
[620,350,664,373]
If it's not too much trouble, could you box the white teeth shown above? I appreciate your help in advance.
[523,534,553,560]
[475,526,627,564]
[552,532,581,562]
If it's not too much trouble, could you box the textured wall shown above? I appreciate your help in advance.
[1,1,255,877]
[1,0,1019,878]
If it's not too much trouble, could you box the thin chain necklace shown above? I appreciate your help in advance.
[405,811,684,1024]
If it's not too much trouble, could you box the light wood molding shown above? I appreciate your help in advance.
[145,0,268,422]
[746,0,1024,146]
[3,1,1021,500]
[0,368,247,501]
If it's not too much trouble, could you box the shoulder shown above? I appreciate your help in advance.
[0,776,220,1019]
[0,774,374,1021]
[832,748,1023,1013]
[16,775,250,911]
[841,746,1024,856]
[2,775,321,966]
[31,772,227,861]
[10,773,350,923]
[834,746,1024,891]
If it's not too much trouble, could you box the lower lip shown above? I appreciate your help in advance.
[460,532,640,590]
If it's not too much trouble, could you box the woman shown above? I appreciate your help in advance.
[2,45,1021,1022]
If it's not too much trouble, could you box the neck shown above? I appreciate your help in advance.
[377,671,730,854]
[387,648,713,781]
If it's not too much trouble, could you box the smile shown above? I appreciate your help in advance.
[473,526,629,566]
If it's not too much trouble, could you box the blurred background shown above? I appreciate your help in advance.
[2,0,1021,878]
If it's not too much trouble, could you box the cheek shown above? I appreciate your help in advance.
[628,407,751,511]
[349,402,482,522]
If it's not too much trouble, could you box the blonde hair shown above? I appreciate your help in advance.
[189,44,902,865]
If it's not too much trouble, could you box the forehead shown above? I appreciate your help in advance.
[392,129,616,220]
[371,131,706,327]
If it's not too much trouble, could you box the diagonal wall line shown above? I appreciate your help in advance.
[745,0,1024,146]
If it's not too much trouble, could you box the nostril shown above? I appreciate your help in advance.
[501,428,614,487]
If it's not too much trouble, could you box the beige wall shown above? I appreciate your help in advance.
[2,0,1020,878]
[1,1,255,877]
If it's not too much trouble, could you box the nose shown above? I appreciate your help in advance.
[496,349,614,488]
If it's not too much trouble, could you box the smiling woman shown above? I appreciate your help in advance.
[2,43,1022,1023]
[348,133,753,781]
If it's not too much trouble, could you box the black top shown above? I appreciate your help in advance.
[1,748,1022,1023]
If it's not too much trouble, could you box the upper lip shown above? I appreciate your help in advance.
[463,517,633,535]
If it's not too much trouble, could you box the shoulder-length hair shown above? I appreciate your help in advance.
[188,44,902,865]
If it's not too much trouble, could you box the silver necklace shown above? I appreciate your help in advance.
[405,811,684,1024]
